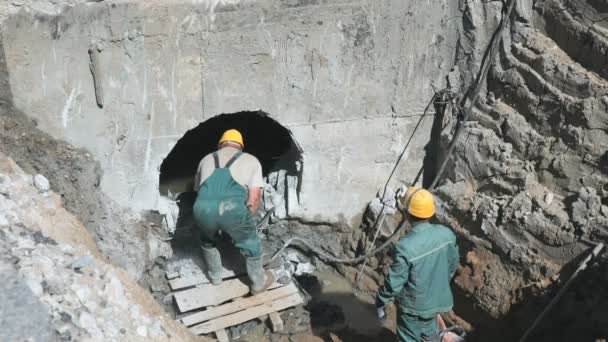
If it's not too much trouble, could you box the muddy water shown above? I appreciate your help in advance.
[311,270,385,336]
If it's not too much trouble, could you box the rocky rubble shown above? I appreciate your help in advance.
[0,103,173,284]
[0,152,204,341]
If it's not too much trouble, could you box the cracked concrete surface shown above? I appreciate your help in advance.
[2,0,459,226]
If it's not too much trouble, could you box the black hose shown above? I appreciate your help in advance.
[265,219,409,266]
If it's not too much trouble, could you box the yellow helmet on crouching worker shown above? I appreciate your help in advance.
[405,187,435,219]
[219,129,244,147]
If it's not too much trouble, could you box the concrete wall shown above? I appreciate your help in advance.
[2,0,459,225]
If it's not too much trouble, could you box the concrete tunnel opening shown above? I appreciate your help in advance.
[158,110,304,258]
[159,110,303,199]
[159,110,303,229]
[154,111,390,339]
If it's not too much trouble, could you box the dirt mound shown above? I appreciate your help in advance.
[0,104,173,282]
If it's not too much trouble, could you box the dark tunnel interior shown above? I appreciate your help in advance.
[159,111,303,197]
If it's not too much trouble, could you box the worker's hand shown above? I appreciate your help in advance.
[375,295,387,321]
[376,306,387,321]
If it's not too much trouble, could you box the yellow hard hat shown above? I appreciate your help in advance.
[404,186,418,200]
[407,188,435,219]
[219,129,244,147]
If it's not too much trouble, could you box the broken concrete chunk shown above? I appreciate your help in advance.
[601,206,608,218]
[295,263,315,276]
[286,251,302,264]
[77,312,100,336]
[70,255,95,270]
[26,279,44,297]
[377,187,394,203]
[145,231,172,262]
[148,320,163,338]
[33,174,50,192]
[161,293,173,305]
[136,326,147,337]
[544,192,554,205]
[0,174,10,195]
[368,198,384,218]
[515,0,534,22]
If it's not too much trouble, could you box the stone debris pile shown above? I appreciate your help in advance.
[0,152,204,342]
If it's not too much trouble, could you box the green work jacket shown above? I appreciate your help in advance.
[377,222,459,318]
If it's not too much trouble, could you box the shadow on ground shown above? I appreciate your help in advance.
[295,272,396,342]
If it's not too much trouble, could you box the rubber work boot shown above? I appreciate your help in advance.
[201,246,223,285]
[246,256,275,295]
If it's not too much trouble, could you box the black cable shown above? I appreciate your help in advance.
[429,0,517,190]
[264,0,519,267]
[265,218,409,266]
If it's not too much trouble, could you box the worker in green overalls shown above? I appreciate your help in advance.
[192,129,274,294]
[375,188,460,342]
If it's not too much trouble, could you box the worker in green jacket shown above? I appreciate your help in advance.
[375,188,460,342]
[192,129,274,294]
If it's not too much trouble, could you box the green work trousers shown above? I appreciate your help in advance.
[192,154,261,258]
[193,197,261,257]
[397,311,437,342]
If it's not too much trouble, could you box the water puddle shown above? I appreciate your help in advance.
[301,270,385,337]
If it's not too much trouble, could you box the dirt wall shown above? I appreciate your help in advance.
[434,0,608,340]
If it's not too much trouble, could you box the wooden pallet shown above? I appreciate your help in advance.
[168,268,239,291]
[170,273,303,336]
[168,262,281,291]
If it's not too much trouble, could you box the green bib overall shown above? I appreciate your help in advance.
[192,151,261,258]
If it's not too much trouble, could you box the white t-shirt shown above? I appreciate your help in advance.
[194,146,264,190]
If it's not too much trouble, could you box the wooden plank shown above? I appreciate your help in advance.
[170,264,279,291]
[190,293,304,335]
[268,312,284,332]
[181,283,298,326]
[169,274,211,290]
[174,277,284,312]
[166,272,179,280]
[214,329,229,342]
[169,269,239,290]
